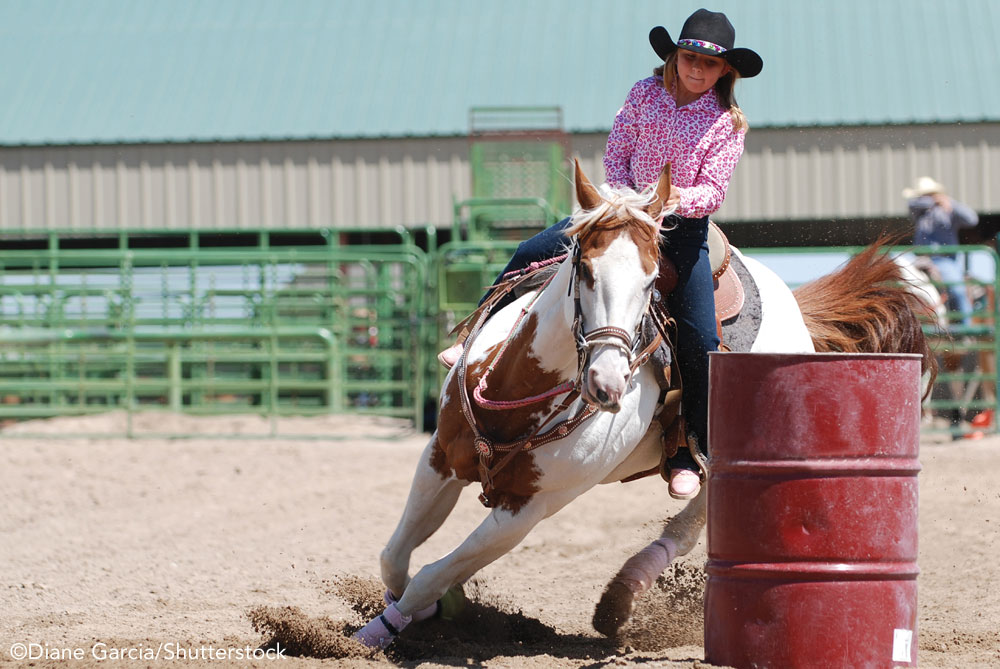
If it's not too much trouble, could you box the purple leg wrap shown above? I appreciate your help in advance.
[614,537,677,593]
[352,603,411,649]
[384,589,439,622]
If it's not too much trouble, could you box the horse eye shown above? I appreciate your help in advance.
[578,261,594,284]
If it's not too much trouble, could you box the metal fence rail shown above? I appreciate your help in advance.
[0,230,431,435]
[1,227,996,439]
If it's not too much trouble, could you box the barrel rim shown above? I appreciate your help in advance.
[708,351,923,360]
[706,560,920,580]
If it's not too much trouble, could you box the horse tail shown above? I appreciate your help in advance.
[793,238,937,392]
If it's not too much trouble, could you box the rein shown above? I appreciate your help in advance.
[472,275,576,411]
[455,241,666,507]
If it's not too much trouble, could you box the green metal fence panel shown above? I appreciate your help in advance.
[429,239,521,394]
[468,106,572,223]
[452,197,562,243]
[0,230,433,435]
[5,227,995,441]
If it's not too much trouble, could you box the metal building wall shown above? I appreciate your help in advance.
[0,139,471,232]
[573,123,1000,222]
[2,123,997,233]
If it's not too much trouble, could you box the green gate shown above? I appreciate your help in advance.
[4,228,995,440]
[0,229,432,436]
[465,106,570,242]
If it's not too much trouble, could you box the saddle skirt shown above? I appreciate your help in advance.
[708,223,745,321]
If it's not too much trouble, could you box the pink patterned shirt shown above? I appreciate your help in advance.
[603,76,745,218]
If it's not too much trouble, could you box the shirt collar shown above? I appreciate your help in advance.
[668,84,723,113]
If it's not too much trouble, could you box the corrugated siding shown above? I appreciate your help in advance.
[727,124,1000,220]
[3,123,997,232]
[2,0,999,145]
[0,139,471,231]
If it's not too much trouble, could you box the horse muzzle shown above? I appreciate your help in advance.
[582,386,622,413]
[583,349,630,413]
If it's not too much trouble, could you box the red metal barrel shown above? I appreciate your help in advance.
[705,352,922,669]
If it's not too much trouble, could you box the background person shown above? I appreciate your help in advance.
[904,175,980,327]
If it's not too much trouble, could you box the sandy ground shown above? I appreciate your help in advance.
[1,412,999,668]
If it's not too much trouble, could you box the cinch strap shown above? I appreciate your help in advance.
[677,38,727,54]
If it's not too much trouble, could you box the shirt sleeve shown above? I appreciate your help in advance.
[675,117,745,218]
[602,83,644,190]
[908,196,935,217]
[951,200,979,229]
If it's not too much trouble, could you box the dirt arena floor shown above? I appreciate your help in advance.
[2,412,999,668]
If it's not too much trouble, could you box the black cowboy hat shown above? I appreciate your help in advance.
[649,8,763,79]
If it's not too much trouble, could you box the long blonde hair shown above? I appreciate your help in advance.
[654,51,748,133]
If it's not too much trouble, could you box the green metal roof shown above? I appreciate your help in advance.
[2,0,998,145]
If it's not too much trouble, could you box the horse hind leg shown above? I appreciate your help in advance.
[380,433,466,602]
[593,485,707,636]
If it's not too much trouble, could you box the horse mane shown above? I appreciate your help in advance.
[513,185,667,295]
[793,236,937,392]
[564,183,667,252]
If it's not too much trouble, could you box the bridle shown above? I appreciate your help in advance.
[568,241,652,388]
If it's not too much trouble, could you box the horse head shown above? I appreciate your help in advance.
[567,160,674,412]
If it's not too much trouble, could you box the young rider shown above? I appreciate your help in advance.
[439,9,762,501]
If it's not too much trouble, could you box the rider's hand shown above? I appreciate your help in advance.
[932,193,952,213]
[666,184,681,210]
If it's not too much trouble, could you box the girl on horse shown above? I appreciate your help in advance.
[439,8,762,501]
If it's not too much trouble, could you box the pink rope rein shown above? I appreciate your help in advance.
[500,253,568,281]
[474,379,576,410]
[472,270,577,410]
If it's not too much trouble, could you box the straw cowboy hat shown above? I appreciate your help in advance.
[902,176,947,199]
[649,8,764,78]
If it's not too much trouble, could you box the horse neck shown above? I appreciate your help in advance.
[485,259,578,383]
[528,260,578,366]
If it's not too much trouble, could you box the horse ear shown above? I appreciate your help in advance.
[648,163,672,221]
[574,158,602,211]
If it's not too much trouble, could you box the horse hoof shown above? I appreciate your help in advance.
[352,603,411,649]
[383,589,438,623]
[438,583,466,621]
[593,581,635,637]
[352,617,396,649]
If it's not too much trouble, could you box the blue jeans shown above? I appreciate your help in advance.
[486,215,719,469]
[931,255,973,327]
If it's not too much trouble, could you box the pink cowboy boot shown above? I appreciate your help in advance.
[437,341,464,369]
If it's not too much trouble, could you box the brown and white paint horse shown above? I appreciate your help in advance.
[354,162,935,647]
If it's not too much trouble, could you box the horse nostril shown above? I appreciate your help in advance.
[596,389,609,404]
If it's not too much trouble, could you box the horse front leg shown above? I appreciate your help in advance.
[379,434,466,603]
[356,493,558,649]
[593,485,707,636]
